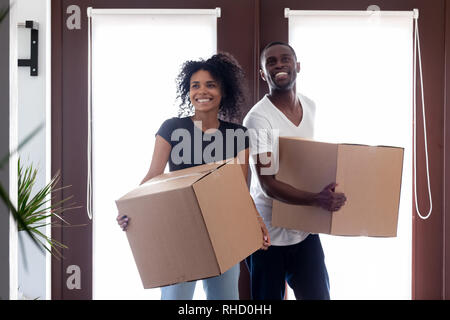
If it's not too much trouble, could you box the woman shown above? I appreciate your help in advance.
[117,52,270,300]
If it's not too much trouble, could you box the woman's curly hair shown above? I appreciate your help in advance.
[176,52,248,121]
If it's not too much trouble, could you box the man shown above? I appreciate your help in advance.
[243,41,347,300]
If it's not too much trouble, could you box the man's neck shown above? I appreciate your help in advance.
[267,87,298,112]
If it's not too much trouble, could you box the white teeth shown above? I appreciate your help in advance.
[275,72,288,79]
[197,99,211,103]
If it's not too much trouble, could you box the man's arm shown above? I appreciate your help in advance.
[254,152,346,212]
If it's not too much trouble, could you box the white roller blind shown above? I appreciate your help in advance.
[286,10,413,300]
[287,10,413,146]
[89,8,218,299]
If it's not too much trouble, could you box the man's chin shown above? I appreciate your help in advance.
[270,77,294,89]
[273,82,295,91]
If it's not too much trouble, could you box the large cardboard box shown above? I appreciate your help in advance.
[115,160,262,289]
[272,137,404,237]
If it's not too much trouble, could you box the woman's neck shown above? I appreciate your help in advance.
[190,111,220,132]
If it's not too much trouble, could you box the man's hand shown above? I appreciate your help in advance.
[314,183,347,212]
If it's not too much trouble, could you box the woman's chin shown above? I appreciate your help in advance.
[193,105,220,114]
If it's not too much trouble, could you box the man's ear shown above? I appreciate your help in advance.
[260,69,267,82]
[296,61,300,73]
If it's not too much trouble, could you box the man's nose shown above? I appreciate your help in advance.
[274,60,285,69]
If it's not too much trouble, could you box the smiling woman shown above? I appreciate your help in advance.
[176,53,247,122]
[116,52,270,300]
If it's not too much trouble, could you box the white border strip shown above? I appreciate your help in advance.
[285,8,418,19]
[87,7,221,18]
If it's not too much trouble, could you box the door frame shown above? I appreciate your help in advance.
[51,0,450,299]
[51,0,259,300]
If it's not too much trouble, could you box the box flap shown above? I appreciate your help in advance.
[192,162,262,273]
[340,142,404,150]
[331,144,404,236]
[117,161,229,202]
[145,161,226,185]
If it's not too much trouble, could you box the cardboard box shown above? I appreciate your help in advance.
[115,160,262,289]
[272,137,404,237]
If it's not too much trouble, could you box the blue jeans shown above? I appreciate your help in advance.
[160,263,240,300]
[246,234,330,300]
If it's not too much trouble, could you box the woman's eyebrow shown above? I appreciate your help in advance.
[191,80,217,84]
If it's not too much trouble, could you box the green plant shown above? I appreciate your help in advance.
[0,124,45,251]
[18,159,80,259]
[0,4,54,255]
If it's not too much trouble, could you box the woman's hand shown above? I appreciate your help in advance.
[257,216,271,250]
[117,214,129,231]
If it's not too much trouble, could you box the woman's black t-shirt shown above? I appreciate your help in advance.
[156,117,249,172]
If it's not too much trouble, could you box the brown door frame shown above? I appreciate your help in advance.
[444,0,450,300]
[52,0,450,299]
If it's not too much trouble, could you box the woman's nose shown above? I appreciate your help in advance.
[198,84,208,93]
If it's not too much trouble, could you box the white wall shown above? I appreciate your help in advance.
[13,0,50,300]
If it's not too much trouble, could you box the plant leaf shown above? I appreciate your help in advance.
[16,158,83,259]
[0,183,43,252]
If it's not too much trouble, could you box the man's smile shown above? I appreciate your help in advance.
[274,72,289,80]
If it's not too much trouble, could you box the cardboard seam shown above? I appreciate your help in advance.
[194,161,229,184]
[192,181,222,275]
[330,145,339,234]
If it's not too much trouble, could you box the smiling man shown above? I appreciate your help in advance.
[243,41,347,300]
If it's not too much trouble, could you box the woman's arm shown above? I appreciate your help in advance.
[140,135,172,185]
[117,135,171,231]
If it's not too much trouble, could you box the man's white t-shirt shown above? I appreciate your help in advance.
[243,93,316,246]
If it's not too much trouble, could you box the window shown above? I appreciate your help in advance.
[89,9,218,299]
[287,10,413,299]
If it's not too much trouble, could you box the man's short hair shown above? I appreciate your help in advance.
[260,41,298,66]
